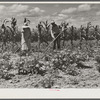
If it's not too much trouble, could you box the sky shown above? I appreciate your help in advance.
[0,3,100,29]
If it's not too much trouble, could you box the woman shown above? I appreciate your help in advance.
[21,18,31,55]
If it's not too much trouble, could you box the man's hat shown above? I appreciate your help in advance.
[51,20,55,24]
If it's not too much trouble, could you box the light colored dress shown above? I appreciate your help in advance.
[21,25,31,51]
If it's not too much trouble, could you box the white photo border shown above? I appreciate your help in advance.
[0,1,100,99]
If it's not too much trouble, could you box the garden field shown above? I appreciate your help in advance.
[0,40,100,88]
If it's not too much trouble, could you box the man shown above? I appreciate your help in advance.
[50,20,60,50]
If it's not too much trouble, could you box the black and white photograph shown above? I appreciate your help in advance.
[0,1,100,90]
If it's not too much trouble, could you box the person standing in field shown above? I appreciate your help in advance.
[50,20,60,50]
[21,18,31,55]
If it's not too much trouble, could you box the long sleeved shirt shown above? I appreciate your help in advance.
[50,23,60,39]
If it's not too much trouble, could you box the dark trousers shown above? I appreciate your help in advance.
[53,34,60,50]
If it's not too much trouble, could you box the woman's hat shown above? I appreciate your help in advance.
[24,18,30,24]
